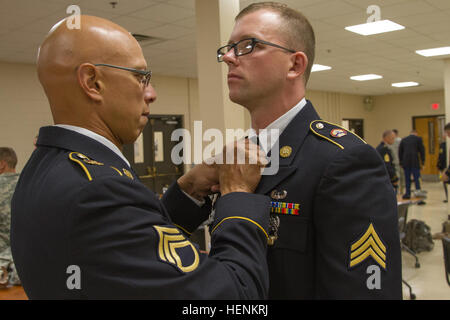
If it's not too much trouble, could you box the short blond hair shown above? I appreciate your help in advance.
[236,2,316,85]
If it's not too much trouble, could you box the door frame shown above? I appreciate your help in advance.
[412,114,445,179]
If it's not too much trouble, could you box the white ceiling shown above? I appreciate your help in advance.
[1,0,450,95]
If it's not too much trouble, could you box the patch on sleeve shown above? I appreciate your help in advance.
[349,223,387,270]
[153,226,199,273]
[310,120,367,150]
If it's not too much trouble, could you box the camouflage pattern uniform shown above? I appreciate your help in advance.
[0,172,20,286]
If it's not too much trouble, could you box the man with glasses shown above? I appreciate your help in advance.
[218,2,401,299]
[11,15,270,299]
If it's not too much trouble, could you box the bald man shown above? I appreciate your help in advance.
[11,16,270,299]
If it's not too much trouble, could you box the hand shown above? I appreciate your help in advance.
[177,163,220,201]
[216,139,268,196]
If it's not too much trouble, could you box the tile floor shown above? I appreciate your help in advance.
[401,181,450,300]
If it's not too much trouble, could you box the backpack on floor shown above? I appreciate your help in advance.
[403,219,434,253]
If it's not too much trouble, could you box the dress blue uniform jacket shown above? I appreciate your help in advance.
[11,126,270,299]
[257,101,402,299]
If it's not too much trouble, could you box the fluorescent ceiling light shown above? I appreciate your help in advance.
[350,74,383,81]
[391,81,419,88]
[345,20,405,36]
[311,64,332,72]
[415,46,450,57]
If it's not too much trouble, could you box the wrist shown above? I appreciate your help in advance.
[177,176,194,196]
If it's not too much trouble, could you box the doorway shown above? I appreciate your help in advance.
[413,115,445,178]
[123,115,185,196]
[342,118,364,139]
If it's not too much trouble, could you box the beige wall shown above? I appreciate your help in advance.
[0,61,446,172]
[372,90,445,143]
[0,62,52,172]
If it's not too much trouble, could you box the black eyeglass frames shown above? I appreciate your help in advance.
[217,38,296,62]
[93,63,152,87]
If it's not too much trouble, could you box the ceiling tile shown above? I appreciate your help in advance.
[297,0,361,19]
[141,23,194,40]
[425,0,450,10]
[110,16,162,33]
[342,0,410,9]
[382,0,436,18]
[75,0,159,16]
[129,3,194,23]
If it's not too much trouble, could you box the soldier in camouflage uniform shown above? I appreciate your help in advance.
[0,147,20,286]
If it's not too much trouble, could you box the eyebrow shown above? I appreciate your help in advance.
[227,35,256,45]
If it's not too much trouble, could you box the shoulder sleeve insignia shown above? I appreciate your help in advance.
[153,226,199,273]
[310,120,367,150]
[330,128,347,138]
[349,223,387,270]
[384,153,390,162]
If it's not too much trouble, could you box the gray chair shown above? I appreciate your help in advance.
[443,236,450,286]
[397,203,417,300]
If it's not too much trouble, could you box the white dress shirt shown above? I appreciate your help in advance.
[248,98,307,153]
[54,124,131,167]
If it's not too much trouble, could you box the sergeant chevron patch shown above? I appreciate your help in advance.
[153,226,199,273]
[349,223,387,270]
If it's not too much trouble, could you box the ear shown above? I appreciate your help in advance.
[0,160,5,173]
[77,63,103,102]
[287,51,308,81]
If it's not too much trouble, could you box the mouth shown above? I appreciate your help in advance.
[227,73,242,81]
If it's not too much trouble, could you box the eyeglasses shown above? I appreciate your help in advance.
[217,37,296,62]
[93,63,152,87]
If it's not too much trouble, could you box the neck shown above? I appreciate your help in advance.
[249,91,305,132]
[54,114,123,152]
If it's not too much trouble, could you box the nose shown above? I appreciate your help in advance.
[144,84,157,105]
[222,48,239,66]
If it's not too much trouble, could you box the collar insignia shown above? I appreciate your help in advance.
[123,168,134,180]
[279,146,292,158]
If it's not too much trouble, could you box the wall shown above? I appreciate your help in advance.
[373,90,445,141]
[0,62,51,172]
